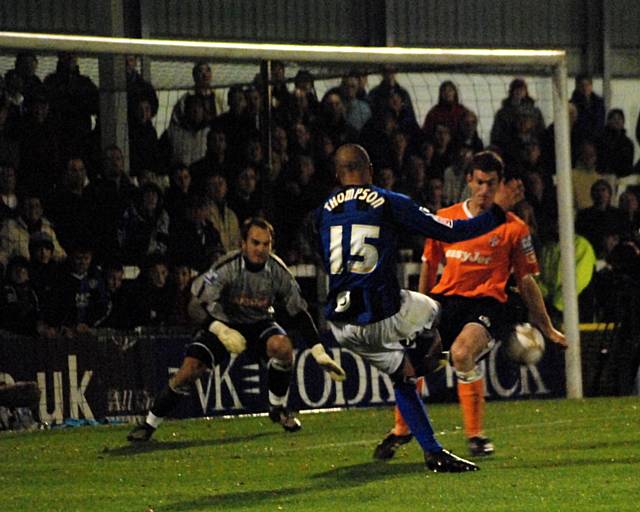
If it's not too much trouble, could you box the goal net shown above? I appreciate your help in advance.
[0,53,560,144]
[0,32,581,398]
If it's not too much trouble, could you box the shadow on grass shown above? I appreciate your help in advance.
[156,461,426,511]
[541,439,638,451]
[498,454,640,470]
[312,460,426,481]
[104,432,274,456]
[158,487,310,511]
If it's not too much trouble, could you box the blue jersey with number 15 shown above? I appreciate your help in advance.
[313,184,505,325]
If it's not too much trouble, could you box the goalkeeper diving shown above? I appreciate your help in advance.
[128,217,345,442]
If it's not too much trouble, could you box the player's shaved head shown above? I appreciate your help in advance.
[334,144,373,185]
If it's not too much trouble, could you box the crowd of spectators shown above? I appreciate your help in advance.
[1,52,639,338]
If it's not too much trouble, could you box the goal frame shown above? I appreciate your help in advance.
[0,31,582,399]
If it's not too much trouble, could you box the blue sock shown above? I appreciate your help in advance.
[394,380,442,453]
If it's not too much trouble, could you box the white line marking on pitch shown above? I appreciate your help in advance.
[274,415,631,454]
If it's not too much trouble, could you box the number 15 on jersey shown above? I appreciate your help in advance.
[329,224,380,275]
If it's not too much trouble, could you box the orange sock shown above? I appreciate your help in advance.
[457,378,485,438]
[392,377,424,436]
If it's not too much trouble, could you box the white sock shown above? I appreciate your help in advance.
[269,391,287,407]
[145,412,163,429]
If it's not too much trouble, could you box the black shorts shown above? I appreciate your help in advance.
[186,319,287,368]
[432,294,513,349]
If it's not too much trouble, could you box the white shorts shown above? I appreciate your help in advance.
[327,290,441,375]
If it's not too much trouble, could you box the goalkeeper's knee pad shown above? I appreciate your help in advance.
[169,377,192,396]
[268,358,292,372]
[186,329,230,368]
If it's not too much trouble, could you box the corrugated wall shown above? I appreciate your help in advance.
[609,0,640,48]
[141,0,588,48]
[144,0,375,45]
[0,0,634,49]
[386,0,585,48]
[0,0,99,34]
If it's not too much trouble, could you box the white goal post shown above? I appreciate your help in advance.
[0,31,582,398]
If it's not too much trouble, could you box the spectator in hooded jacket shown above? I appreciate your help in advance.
[571,74,605,143]
[43,52,98,161]
[17,88,61,197]
[44,242,108,337]
[97,260,134,330]
[164,163,193,222]
[14,51,42,105]
[125,55,158,118]
[46,157,92,253]
[128,95,162,177]
[490,78,545,156]
[28,231,59,311]
[423,81,468,141]
[127,254,174,327]
[162,94,210,167]
[118,182,170,266]
[597,109,634,178]
[168,193,224,273]
[368,64,417,124]
[170,61,222,126]
[85,145,138,263]
[0,255,41,336]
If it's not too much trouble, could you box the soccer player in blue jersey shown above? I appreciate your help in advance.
[314,143,517,472]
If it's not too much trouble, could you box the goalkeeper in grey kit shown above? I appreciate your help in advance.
[128,217,345,441]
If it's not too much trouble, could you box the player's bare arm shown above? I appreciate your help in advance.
[418,259,433,296]
[518,273,567,348]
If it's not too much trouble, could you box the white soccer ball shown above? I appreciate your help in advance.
[507,323,545,365]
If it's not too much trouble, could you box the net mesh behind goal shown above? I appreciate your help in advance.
[153,69,556,146]
[4,51,639,160]
[0,53,560,147]
[136,59,558,146]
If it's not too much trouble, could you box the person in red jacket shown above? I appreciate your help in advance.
[423,81,469,141]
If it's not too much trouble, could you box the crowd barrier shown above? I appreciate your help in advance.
[0,326,568,427]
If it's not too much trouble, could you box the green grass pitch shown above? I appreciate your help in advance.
[2,396,639,511]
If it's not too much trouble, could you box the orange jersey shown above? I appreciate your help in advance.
[422,201,539,302]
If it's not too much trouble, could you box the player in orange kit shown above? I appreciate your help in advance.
[374,150,567,458]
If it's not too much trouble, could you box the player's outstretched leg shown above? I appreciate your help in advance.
[394,378,478,472]
[267,358,301,432]
[127,378,190,442]
[424,448,479,473]
[374,338,449,460]
[373,394,414,460]
[373,430,414,460]
[127,353,208,442]
[374,346,450,461]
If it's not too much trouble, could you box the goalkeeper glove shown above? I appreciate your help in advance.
[311,343,346,382]
[209,320,247,354]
